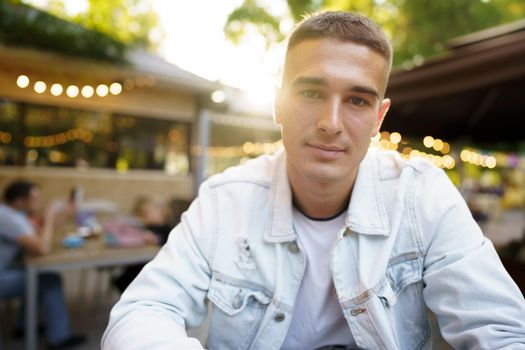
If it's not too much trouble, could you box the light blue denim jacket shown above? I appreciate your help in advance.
[103,148,525,350]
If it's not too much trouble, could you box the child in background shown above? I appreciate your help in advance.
[112,196,180,292]
[133,196,172,245]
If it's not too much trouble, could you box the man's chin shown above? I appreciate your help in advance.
[302,165,347,184]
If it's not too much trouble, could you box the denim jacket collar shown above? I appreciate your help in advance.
[263,148,390,243]
[346,149,390,236]
[263,150,295,243]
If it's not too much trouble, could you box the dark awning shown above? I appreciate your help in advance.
[383,19,525,143]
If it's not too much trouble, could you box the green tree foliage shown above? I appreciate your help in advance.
[21,0,160,49]
[395,0,525,64]
[0,0,127,62]
[225,0,285,46]
[287,0,321,21]
[71,0,159,49]
[225,0,525,66]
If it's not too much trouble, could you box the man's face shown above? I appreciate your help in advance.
[275,38,391,186]
[25,187,42,214]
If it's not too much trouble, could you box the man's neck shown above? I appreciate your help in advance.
[8,202,25,213]
[292,186,351,219]
[288,171,356,220]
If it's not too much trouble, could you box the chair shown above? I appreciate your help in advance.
[0,297,21,350]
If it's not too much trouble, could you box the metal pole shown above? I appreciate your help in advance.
[194,109,210,194]
[25,267,38,350]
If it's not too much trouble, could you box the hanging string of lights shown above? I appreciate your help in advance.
[0,131,13,144]
[368,131,525,170]
[370,131,456,170]
[16,74,123,98]
[24,128,93,148]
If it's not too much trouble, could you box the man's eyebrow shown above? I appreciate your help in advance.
[349,85,379,99]
[291,76,328,86]
[291,76,380,99]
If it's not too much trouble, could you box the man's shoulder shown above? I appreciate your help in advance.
[0,204,34,238]
[372,149,441,180]
[0,204,25,222]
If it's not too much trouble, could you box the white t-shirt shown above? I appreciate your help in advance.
[281,207,356,349]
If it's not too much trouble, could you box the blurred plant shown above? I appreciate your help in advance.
[70,0,160,50]
[225,0,525,67]
[224,0,286,47]
[0,0,127,62]
[394,0,525,67]
[21,0,161,49]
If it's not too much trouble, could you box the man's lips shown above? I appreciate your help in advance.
[308,143,345,152]
[306,143,346,159]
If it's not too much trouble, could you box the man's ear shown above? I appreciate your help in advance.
[373,98,391,135]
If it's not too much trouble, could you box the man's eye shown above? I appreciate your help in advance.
[301,90,319,98]
[349,97,368,106]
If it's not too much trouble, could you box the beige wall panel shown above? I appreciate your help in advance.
[0,167,194,214]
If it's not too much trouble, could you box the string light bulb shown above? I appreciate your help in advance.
[109,82,122,95]
[81,85,94,98]
[34,81,46,94]
[50,83,63,96]
[96,84,109,97]
[17,75,30,88]
[66,85,79,98]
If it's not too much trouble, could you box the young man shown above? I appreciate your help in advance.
[103,12,525,349]
[0,180,86,349]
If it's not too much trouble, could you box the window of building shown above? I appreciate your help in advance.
[0,99,191,175]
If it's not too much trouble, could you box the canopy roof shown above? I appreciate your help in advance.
[384,19,525,143]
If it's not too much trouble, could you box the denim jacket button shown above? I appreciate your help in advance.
[274,312,286,322]
[350,308,366,316]
[288,242,299,254]
[232,294,243,309]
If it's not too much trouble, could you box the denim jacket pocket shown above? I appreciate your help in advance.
[383,253,430,350]
[377,277,398,308]
[386,252,421,296]
[207,273,272,349]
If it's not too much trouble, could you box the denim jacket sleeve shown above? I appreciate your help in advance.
[101,182,217,349]
[417,167,525,349]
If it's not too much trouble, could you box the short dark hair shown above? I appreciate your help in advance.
[287,11,392,68]
[3,180,38,204]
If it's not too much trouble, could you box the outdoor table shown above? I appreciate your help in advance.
[24,236,159,350]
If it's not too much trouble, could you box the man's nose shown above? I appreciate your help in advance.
[317,97,343,135]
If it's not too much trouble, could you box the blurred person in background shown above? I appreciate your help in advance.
[103,11,525,350]
[112,196,178,292]
[133,196,172,245]
[0,180,86,349]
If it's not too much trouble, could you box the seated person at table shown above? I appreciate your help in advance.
[112,196,175,292]
[0,180,86,349]
[135,196,173,245]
